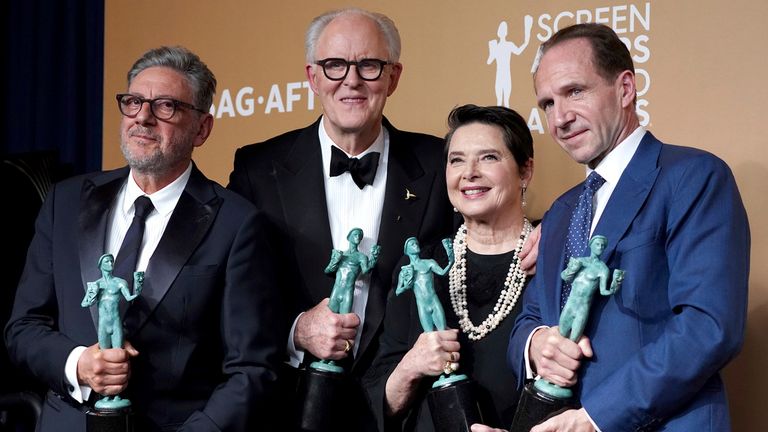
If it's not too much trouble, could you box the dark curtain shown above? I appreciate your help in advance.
[2,0,104,174]
[1,0,104,404]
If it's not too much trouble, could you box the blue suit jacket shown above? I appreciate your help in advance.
[508,132,750,431]
[5,164,283,431]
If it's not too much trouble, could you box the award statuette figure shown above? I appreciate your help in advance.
[80,254,144,432]
[396,237,483,432]
[298,228,380,431]
[511,235,625,431]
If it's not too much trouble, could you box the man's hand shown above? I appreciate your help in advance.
[76,341,138,395]
[295,298,360,360]
[530,327,592,387]
[520,224,541,275]
[531,408,595,432]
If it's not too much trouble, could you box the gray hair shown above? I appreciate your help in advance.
[305,8,401,63]
[127,46,216,112]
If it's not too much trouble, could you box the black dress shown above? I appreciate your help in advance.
[364,243,529,431]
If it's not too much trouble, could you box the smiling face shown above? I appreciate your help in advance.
[446,122,532,226]
[120,66,212,179]
[534,38,636,168]
[306,13,402,148]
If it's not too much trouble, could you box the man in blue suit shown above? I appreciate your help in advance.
[5,46,282,431]
[508,23,749,431]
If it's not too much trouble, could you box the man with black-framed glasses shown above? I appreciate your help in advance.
[6,45,283,431]
[229,7,455,431]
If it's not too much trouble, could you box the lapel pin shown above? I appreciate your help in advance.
[405,188,417,201]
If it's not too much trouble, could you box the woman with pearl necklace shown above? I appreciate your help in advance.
[365,104,537,432]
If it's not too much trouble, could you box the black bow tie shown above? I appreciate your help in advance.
[329,146,380,189]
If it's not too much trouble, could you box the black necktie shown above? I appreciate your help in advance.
[329,145,380,189]
[113,196,154,288]
[561,171,605,309]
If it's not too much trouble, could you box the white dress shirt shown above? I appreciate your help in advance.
[65,163,192,402]
[286,117,389,367]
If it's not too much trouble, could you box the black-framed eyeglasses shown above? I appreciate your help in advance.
[314,58,391,81]
[116,94,207,120]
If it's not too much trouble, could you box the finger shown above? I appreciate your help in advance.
[577,335,593,358]
[442,342,461,357]
[123,341,140,357]
[470,424,505,432]
[338,312,361,329]
[100,383,129,396]
[99,348,129,363]
[436,328,459,341]
[530,418,555,432]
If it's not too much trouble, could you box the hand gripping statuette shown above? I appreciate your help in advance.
[299,228,380,432]
[397,237,483,432]
[81,253,144,431]
[511,235,625,431]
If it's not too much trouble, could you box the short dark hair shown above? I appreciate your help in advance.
[445,104,533,171]
[127,46,216,112]
[537,23,633,83]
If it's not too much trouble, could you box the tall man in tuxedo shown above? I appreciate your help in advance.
[508,24,750,431]
[228,8,454,430]
[5,46,282,431]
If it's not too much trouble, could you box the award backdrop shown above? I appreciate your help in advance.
[103,1,767,428]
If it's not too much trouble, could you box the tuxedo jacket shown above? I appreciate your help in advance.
[5,164,283,432]
[508,132,750,431]
[228,117,454,429]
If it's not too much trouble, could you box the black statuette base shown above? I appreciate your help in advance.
[85,407,133,432]
[509,382,575,432]
[427,378,483,432]
[296,367,347,432]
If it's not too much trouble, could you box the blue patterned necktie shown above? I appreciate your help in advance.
[113,196,154,288]
[561,171,606,309]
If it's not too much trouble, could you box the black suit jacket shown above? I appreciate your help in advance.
[228,117,454,429]
[5,164,283,432]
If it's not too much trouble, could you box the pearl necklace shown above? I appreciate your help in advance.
[449,218,532,341]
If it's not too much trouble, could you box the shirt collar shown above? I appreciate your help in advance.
[123,163,192,217]
[589,126,645,184]
[319,116,386,176]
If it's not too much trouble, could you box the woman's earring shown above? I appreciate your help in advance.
[521,184,528,208]
[453,207,458,213]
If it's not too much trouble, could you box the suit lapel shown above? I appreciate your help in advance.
[273,120,335,301]
[592,132,661,263]
[78,168,129,328]
[357,120,437,362]
[124,165,220,335]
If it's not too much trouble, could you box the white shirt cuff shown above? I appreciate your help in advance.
[65,346,92,403]
[584,408,602,432]
[524,325,550,379]
[286,312,305,368]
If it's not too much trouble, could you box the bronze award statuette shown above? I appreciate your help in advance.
[80,254,143,432]
[297,228,380,431]
[397,237,483,432]
[511,235,625,431]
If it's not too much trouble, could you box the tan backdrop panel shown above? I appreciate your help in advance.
[104,1,767,427]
